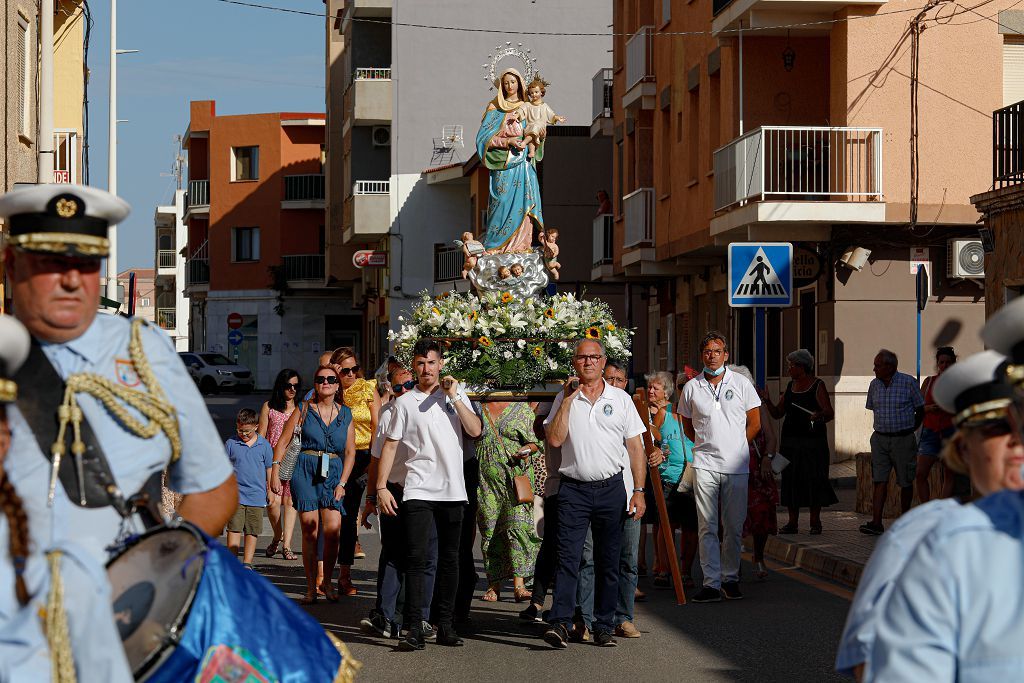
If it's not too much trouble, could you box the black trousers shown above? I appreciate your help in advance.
[455,457,480,620]
[338,449,371,565]
[404,499,463,628]
[530,493,560,605]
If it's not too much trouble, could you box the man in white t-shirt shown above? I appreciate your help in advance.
[677,331,761,603]
[542,339,647,649]
[376,340,482,651]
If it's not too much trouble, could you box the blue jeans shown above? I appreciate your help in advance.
[550,474,625,634]
[577,515,640,628]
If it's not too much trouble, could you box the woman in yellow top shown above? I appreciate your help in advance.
[331,347,381,596]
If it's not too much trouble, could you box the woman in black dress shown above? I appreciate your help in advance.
[759,349,838,534]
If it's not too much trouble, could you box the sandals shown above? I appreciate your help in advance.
[299,593,318,605]
[778,523,799,534]
[755,562,768,581]
[265,540,280,558]
[480,587,499,602]
[513,586,531,603]
[281,547,298,561]
[320,583,340,603]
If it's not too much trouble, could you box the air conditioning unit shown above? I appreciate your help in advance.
[372,126,391,147]
[947,239,985,279]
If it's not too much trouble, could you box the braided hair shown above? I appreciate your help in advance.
[0,405,29,605]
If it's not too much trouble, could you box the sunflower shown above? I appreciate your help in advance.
[544,308,555,319]
[501,292,514,303]
[431,307,441,315]
[478,336,493,347]
[531,346,544,358]
[585,326,603,339]
[605,323,616,332]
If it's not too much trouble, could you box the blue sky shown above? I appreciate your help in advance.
[85,0,325,269]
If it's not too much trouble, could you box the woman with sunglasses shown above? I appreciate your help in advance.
[275,365,356,604]
[260,369,301,561]
[329,347,381,597]
[838,350,1024,680]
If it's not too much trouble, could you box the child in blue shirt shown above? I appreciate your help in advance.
[225,408,275,569]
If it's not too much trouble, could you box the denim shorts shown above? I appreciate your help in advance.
[918,426,955,458]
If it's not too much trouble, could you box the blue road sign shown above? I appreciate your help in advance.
[227,329,243,346]
[728,242,793,308]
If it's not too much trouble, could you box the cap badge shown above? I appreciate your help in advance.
[55,198,78,218]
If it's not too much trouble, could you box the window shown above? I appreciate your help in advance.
[232,227,260,262]
[232,146,259,181]
[687,87,700,180]
[140,297,151,307]
[616,140,624,216]
[17,15,30,137]
[709,72,721,170]
[54,130,78,182]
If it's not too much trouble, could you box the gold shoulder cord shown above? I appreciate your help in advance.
[48,319,183,505]
[44,551,76,683]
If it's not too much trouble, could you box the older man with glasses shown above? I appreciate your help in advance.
[542,340,648,649]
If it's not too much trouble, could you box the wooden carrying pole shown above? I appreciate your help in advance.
[633,391,686,605]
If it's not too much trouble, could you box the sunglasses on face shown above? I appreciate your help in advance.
[314,376,339,385]
[285,382,299,391]
[392,379,416,393]
[338,366,360,376]
[236,427,255,437]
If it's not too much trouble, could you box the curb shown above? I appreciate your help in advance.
[830,475,857,490]
[764,536,863,591]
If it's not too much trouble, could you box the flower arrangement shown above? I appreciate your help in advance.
[389,290,634,390]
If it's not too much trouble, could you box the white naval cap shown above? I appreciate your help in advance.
[981,296,1024,364]
[932,350,1014,426]
[0,315,31,403]
[0,183,130,258]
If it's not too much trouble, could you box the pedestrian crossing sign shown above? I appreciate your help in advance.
[728,242,793,307]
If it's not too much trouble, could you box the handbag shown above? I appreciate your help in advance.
[484,407,535,505]
[679,463,695,493]
[278,402,309,482]
[770,452,791,475]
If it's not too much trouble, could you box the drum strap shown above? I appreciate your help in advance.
[13,340,164,526]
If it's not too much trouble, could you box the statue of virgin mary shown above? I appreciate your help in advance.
[475,67,545,253]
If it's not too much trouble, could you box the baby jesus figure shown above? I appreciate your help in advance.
[453,231,484,279]
[519,75,566,160]
[538,228,561,281]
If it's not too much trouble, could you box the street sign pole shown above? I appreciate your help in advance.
[915,265,928,382]
[755,306,766,389]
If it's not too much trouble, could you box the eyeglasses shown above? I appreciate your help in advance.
[338,366,360,376]
[702,349,725,357]
[285,382,299,391]
[314,376,339,385]
[236,427,255,437]
[573,354,604,363]
[392,379,416,393]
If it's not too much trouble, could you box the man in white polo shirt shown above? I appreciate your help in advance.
[376,339,483,651]
[678,331,761,602]
[542,339,647,649]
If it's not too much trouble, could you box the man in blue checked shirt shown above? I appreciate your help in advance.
[861,349,925,535]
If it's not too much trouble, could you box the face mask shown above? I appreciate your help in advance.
[703,365,726,377]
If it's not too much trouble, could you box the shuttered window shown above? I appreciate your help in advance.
[1003,37,1024,106]
[17,15,29,136]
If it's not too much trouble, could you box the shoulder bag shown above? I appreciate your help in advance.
[484,407,534,505]
[279,402,309,482]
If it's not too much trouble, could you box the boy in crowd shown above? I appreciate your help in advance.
[225,408,275,569]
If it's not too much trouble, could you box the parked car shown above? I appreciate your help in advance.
[178,352,254,394]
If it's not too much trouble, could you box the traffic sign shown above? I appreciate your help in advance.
[353,250,387,268]
[227,329,243,346]
[728,242,793,307]
[227,312,243,329]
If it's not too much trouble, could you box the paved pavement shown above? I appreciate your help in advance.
[206,393,855,682]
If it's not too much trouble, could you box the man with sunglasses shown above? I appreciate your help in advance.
[541,340,647,649]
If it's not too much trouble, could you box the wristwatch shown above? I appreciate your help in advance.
[339,481,347,488]
[633,487,645,493]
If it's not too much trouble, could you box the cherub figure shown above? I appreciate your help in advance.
[509,263,525,278]
[497,265,512,280]
[519,75,566,160]
[453,231,484,279]
[539,228,561,281]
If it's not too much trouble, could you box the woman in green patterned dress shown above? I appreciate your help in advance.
[477,401,542,602]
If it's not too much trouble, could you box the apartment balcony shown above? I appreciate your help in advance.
[185,180,209,218]
[156,308,176,331]
[592,213,614,280]
[343,180,391,243]
[623,188,655,249]
[711,126,885,239]
[994,99,1024,188]
[624,26,656,111]
[283,254,326,284]
[346,68,392,126]
[712,0,887,36]
[282,174,326,209]
[592,68,614,137]
[348,0,391,17]
[434,245,463,284]
[185,240,209,289]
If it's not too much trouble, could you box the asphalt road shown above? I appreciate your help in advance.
[207,393,853,683]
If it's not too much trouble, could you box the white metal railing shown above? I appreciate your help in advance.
[713,126,884,212]
[284,174,325,201]
[434,245,463,283]
[188,179,209,207]
[592,68,613,122]
[157,308,176,330]
[623,188,654,248]
[158,250,176,269]
[283,254,325,281]
[354,67,391,80]
[354,179,390,195]
[626,26,654,91]
[593,213,614,266]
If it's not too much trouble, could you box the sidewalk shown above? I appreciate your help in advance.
[763,461,877,591]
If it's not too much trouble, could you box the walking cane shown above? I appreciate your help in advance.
[633,391,686,605]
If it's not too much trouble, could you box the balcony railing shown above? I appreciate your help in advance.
[354,67,391,80]
[626,26,654,91]
[593,213,614,266]
[434,245,463,284]
[284,174,325,201]
[188,179,209,208]
[157,308,176,330]
[623,189,654,249]
[282,254,325,281]
[157,250,176,269]
[713,126,883,212]
[185,240,209,286]
[592,68,613,122]
[354,179,390,195]
[994,100,1024,188]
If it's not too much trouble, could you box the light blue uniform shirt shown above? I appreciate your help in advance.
[835,497,960,678]
[5,314,233,570]
[871,490,1024,681]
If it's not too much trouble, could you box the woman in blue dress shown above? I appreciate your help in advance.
[275,364,355,604]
